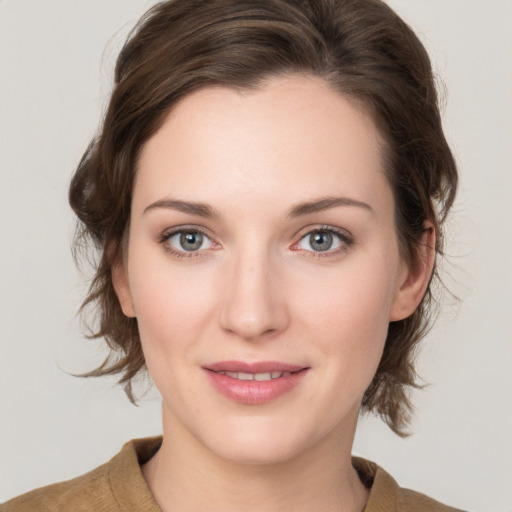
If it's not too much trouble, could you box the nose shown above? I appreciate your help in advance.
[219,247,289,341]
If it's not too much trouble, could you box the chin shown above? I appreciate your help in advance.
[210,436,304,466]
[196,415,324,466]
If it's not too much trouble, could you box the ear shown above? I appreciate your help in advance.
[390,221,436,322]
[112,262,136,318]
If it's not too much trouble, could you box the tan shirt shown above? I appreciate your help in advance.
[1,437,465,511]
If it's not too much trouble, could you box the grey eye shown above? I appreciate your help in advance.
[297,230,344,253]
[309,231,333,251]
[165,230,210,252]
[179,231,204,251]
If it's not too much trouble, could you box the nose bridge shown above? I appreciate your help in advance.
[219,240,288,340]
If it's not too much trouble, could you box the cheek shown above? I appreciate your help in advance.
[294,256,399,373]
[127,260,222,406]
[127,250,218,356]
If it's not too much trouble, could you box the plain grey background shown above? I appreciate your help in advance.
[1,1,511,510]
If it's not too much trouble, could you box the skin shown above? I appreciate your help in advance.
[113,74,435,512]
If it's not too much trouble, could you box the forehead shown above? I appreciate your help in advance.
[135,74,391,217]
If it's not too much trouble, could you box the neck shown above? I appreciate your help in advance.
[142,407,369,512]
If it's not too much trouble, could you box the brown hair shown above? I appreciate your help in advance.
[70,0,457,435]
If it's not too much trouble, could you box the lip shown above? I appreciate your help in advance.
[203,361,309,405]
[205,360,305,374]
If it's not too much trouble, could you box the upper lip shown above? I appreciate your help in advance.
[204,361,307,373]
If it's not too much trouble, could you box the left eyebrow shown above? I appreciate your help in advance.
[287,196,374,217]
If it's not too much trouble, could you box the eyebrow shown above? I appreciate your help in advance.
[143,195,373,218]
[143,198,220,218]
[287,196,374,217]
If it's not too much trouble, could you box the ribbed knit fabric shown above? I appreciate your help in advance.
[1,437,464,511]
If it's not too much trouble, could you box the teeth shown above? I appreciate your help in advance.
[254,372,271,381]
[218,371,291,381]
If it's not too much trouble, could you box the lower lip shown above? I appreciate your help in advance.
[204,369,309,405]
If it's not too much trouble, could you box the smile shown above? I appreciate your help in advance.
[214,371,293,381]
[203,361,309,405]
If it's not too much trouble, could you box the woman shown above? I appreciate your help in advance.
[2,0,464,510]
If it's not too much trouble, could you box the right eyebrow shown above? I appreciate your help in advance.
[143,198,220,219]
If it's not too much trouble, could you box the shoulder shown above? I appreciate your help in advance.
[0,461,113,512]
[396,488,466,512]
[0,437,162,512]
[352,457,467,512]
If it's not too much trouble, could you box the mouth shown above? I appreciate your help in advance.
[211,370,295,381]
[203,361,309,404]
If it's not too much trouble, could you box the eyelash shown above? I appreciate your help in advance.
[158,227,218,260]
[292,225,354,259]
[158,225,354,260]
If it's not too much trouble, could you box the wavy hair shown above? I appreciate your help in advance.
[70,0,458,436]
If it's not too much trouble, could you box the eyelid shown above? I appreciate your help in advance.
[158,225,221,258]
[157,223,353,259]
[293,224,353,242]
[291,225,354,256]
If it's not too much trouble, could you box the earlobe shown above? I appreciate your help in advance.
[112,263,136,318]
[390,222,436,322]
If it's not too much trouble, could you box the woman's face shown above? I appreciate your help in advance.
[115,75,416,464]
